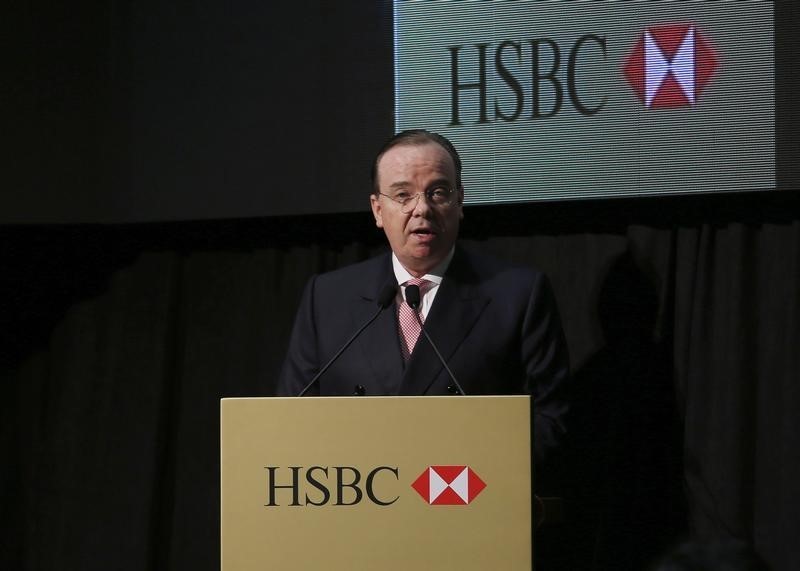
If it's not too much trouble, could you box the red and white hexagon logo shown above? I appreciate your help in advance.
[411,465,486,505]
[623,23,718,109]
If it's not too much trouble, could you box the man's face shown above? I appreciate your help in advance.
[370,141,464,276]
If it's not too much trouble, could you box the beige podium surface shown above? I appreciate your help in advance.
[221,395,532,570]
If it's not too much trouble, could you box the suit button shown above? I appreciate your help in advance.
[353,384,366,396]
[447,384,458,394]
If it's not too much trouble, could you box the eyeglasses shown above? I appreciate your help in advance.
[377,186,457,214]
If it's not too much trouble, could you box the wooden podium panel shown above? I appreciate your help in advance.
[221,395,532,570]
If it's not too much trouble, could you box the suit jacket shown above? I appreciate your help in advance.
[277,245,571,468]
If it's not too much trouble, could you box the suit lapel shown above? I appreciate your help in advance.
[353,254,406,394]
[400,249,490,395]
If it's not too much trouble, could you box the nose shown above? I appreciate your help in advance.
[408,192,432,216]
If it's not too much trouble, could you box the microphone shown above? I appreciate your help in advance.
[405,284,466,396]
[297,283,397,397]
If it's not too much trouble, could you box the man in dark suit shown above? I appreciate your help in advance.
[277,129,570,470]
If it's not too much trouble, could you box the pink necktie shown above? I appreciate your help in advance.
[398,278,427,360]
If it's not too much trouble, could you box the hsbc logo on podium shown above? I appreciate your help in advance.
[623,23,718,109]
[263,464,487,507]
[411,465,487,505]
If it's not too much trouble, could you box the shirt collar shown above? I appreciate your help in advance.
[392,247,455,286]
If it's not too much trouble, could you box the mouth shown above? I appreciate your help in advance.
[411,227,438,237]
[409,227,439,246]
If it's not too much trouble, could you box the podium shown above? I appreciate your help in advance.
[221,395,533,570]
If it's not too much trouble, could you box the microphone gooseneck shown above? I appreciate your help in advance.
[297,283,397,397]
[404,284,466,396]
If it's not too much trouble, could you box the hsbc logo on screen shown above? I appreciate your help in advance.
[623,24,718,109]
[263,465,486,507]
[447,22,719,125]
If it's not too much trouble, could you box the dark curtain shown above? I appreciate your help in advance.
[2,199,798,570]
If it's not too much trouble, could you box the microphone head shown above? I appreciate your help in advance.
[377,283,397,308]
[405,284,421,309]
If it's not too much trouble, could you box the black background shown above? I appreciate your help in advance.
[5,1,393,223]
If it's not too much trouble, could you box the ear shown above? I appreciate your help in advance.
[370,194,384,228]
[457,185,465,219]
